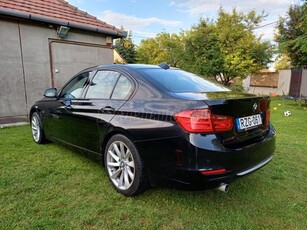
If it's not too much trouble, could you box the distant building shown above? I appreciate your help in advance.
[0,0,126,120]
[243,69,291,96]
[114,50,126,64]
[243,68,307,98]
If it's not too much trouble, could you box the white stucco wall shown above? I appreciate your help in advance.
[300,69,307,97]
[278,69,291,95]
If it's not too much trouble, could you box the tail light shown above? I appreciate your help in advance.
[174,109,233,133]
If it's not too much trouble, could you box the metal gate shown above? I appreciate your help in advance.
[289,68,302,98]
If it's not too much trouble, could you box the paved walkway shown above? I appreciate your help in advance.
[0,116,29,128]
[0,122,29,129]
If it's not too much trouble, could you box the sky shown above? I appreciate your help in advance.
[67,0,296,44]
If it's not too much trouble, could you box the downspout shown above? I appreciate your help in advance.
[17,22,28,117]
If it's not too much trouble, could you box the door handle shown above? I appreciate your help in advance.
[101,106,115,113]
[65,105,72,110]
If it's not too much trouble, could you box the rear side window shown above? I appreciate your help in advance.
[138,69,230,93]
[85,71,120,99]
[111,75,133,100]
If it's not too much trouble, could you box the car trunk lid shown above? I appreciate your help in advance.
[173,91,271,146]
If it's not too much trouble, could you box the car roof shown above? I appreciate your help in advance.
[96,64,163,70]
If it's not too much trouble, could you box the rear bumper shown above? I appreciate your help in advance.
[171,155,273,188]
[135,125,276,188]
[236,156,272,176]
[171,125,276,187]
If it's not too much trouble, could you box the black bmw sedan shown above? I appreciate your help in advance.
[30,64,276,196]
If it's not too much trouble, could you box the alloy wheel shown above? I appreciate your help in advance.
[31,115,41,142]
[106,141,135,190]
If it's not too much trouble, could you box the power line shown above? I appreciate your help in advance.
[131,19,285,39]
[252,20,280,30]
[131,35,154,38]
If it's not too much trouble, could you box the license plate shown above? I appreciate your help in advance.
[236,114,262,131]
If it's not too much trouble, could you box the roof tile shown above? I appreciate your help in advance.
[0,0,123,35]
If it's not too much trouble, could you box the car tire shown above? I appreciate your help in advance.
[31,112,46,144]
[104,134,148,196]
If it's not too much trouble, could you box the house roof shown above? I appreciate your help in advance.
[0,0,126,38]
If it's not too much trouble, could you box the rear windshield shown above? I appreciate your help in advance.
[138,68,230,93]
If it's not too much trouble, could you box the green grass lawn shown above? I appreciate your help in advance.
[1,99,307,229]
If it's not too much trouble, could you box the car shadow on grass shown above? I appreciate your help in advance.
[48,140,265,200]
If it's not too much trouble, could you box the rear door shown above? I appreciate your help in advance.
[69,70,135,153]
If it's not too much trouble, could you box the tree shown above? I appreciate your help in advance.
[275,1,307,66]
[274,54,292,70]
[179,20,225,78]
[183,8,273,85]
[137,32,183,67]
[115,31,137,64]
[136,8,273,86]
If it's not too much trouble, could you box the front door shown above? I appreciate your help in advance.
[43,72,90,144]
[69,70,135,153]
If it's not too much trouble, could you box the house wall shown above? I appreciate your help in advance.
[0,20,27,117]
[0,18,113,117]
[114,50,126,63]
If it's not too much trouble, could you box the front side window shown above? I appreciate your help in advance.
[85,71,121,99]
[61,72,90,98]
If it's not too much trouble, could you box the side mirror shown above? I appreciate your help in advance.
[44,88,57,98]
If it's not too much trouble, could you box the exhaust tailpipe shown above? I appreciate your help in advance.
[217,183,229,193]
